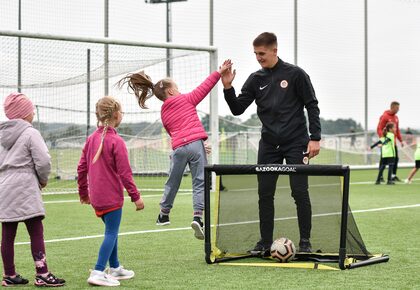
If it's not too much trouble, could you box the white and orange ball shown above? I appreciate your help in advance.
[270,237,296,263]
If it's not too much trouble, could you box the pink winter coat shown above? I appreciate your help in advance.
[0,120,51,222]
[161,71,221,150]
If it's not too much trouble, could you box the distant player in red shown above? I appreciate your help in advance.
[376,101,404,181]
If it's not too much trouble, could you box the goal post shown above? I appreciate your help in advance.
[204,164,389,270]
[0,29,219,193]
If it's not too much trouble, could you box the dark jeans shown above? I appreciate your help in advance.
[379,146,398,177]
[257,139,312,246]
[377,157,395,182]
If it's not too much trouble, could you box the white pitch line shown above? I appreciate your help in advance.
[14,203,420,246]
[42,179,418,204]
[43,192,191,204]
[15,226,192,245]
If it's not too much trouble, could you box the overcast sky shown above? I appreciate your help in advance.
[1,0,420,130]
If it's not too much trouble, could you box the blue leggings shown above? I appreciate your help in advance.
[95,208,121,271]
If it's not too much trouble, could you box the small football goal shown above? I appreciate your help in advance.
[204,164,389,270]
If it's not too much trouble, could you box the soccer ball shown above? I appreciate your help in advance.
[270,237,296,263]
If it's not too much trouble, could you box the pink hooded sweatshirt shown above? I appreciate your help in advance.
[77,126,140,211]
[161,71,221,149]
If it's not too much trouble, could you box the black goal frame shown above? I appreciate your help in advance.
[204,164,389,270]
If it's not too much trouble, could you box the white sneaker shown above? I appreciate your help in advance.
[108,266,135,280]
[404,179,412,184]
[87,270,120,286]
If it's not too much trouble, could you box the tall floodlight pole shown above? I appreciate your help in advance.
[87,49,91,137]
[364,0,368,133]
[104,0,109,95]
[166,1,172,76]
[364,0,369,163]
[209,0,214,46]
[18,0,22,92]
[294,0,298,65]
[145,0,187,77]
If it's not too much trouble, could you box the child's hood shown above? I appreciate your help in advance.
[0,119,32,150]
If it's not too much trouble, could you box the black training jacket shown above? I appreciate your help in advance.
[224,58,321,146]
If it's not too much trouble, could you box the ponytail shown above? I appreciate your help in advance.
[117,71,174,108]
[92,121,108,164]
[383,122,395,137]
[92,96,121,164]
[117,71,154,109]
[382,127,387,138]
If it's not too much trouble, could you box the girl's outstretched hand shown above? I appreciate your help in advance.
[135,197,145,211]
[221,63,236,89]
[218,59,232,76]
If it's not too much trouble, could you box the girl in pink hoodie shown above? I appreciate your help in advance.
[119,60,231,240]
[77,96,144,286]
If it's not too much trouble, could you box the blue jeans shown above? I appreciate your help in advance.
[95,208,121,271]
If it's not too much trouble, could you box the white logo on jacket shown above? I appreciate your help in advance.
[280,80,288,88]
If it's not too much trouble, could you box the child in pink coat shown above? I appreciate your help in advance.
[0,92,65,287]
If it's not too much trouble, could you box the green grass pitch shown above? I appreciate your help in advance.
[3,168,420,289]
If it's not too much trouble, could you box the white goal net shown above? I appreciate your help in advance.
[0,30,217,193]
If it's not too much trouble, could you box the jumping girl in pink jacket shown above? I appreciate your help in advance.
[119,59,232,240]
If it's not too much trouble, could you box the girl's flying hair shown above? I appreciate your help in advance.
[117,71,172,109]
[92,96,121,163]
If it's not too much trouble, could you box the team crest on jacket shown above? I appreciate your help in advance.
[280,80,288,88]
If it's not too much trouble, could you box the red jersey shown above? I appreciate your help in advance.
[376,110,402,143]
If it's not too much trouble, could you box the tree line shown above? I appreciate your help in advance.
[36,114,417,146]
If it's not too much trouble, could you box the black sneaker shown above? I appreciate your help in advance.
[248,242,271,257]
[375,180,381,185]
[34,273,65,287]
[392,176,401,182]
[2,274,29,286]
[156,214,170,226]
[298,238,312,253]
[191,217,204,240]
[387,180,395,185]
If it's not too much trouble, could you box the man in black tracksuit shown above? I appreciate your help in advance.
[222,32,321,255]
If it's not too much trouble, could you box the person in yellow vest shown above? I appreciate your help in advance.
[405,140,420,184]
[371,122,396,185]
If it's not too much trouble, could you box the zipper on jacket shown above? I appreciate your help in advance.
[269,68,276,111]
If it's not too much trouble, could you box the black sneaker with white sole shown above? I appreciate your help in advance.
[248,242,271,257]
[298,238,312,253]
[191,217,204,240]
[2,274,29,286]
[156,214,170,226]
[34,272,65,287]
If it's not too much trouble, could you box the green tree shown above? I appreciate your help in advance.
[242,113,262,127]
[320,118,363,134]
[117,125,133,135]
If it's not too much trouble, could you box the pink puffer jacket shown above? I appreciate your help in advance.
[161,71,220,149]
